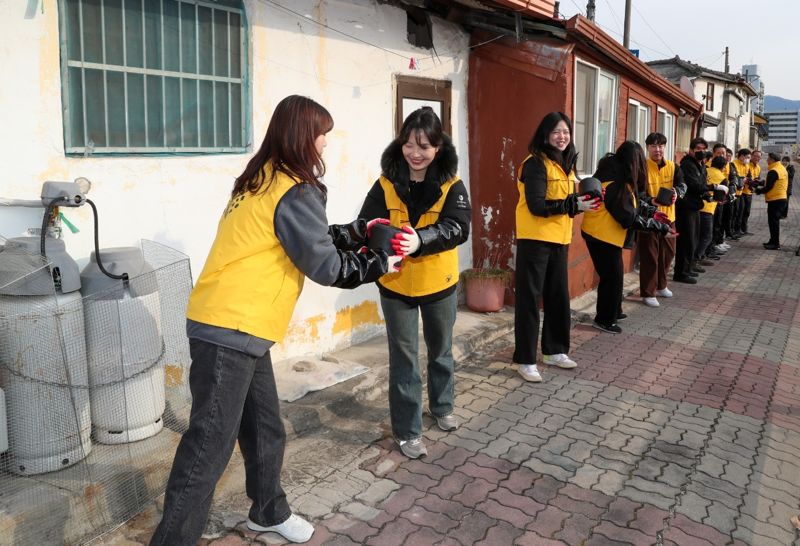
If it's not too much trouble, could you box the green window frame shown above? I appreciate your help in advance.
[59,0,249,155]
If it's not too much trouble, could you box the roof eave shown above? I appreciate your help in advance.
[563,16,702,114]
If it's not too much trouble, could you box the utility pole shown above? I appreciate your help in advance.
[724,46,730,73]
[587,0,596,21]
[623,0,632,49]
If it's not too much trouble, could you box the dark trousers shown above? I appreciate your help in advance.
[722,201,734,237]
[767,200,787,244]
[583,235,623,326]
[638,231,676,297]
[381,291,456,441]
[740,194,753,233]
[150,340,290,546]
[731,197,743,233]
[674,206,699,277]
[712,204,724,244]
[513,239,571,364]
[695,212,715,260]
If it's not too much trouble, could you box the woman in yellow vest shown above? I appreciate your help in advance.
[514,112,600,383]
[358,107,471,459]
[581,141,674,334]
[754,152,789,249]
[151,96,398,546]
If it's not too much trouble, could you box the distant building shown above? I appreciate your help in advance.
[742,64,764,114]
[764,110,800,155]
[648,56,757,150]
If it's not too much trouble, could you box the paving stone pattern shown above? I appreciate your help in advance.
[101,196,800,545]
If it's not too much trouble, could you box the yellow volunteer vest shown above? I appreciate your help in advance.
[378,176,460,297]
[766,162,789,202]
[744,163,761,195]
[702,168,726,214]
[515,154,576,244]
[645,158,677,222]
[580,181,635,248]
[187,167,306,342]
[732,159,750,196]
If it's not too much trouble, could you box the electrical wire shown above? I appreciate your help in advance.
[603,0,624,35]
[631,3,676,57]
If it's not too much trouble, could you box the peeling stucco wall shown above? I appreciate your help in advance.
[0,0,472,361]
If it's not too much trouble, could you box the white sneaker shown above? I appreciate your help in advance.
[247,514,314,543]
[655,287,673,298]
[542,353,577,369]
[643,297,660,307]
[518,364,542,382]
[713,245,728,253]
[719,243,731,250]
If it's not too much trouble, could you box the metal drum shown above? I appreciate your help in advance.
[0,237,92,475]
[81,246,165,444]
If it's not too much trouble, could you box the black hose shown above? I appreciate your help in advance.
[86,198,129,282]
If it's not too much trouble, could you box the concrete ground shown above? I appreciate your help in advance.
[93,197,800,546]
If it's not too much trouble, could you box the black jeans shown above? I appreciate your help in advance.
[739,194,753,233]
[674,206,699,277]
[767,200,787,245]
[150,340,290,546]
[583,234,623,326]
[513,239,571,364]
[695,212,714,260]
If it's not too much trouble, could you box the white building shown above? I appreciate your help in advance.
[648,56,757,151]
[742,64,765,115]
[0,0,473,362]
[764,110,800,148]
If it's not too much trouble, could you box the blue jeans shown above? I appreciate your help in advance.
[380,292,457,441]
[150,340,290,546]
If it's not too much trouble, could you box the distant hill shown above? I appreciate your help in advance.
[764,95,800,111]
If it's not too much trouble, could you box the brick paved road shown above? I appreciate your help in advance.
[109,199,800,546]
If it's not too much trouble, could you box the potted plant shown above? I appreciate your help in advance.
[461,267,512,313]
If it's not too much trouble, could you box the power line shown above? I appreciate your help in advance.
[603,0,624,35]
[631,3,676,57]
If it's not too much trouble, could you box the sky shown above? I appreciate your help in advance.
[557,0,798,100]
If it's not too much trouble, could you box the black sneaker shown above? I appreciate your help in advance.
[673,275,698,284]
[687,271,699,278]
[617,313,628,321]
[592,321,622,334]
[763,243,781,250]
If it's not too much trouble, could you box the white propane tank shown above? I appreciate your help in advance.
[0,387,8,453]
[0,237,92,475]
[81,247,165,444]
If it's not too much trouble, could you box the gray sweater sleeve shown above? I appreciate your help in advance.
[274,183,346,286]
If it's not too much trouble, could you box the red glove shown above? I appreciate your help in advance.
[653,211,670,224]
[366,218,390,237]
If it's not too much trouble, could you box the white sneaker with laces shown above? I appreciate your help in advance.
[518,364,542,382]
[247,514,314,543]
[542,353,577,369]
[643,297,660,307]
[655,287,673,298]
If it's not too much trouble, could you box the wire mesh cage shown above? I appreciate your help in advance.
[0,239,192,545]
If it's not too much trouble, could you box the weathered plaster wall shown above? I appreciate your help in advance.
[0,0,471,361]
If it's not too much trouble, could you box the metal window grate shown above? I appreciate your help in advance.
[60,0,247,155]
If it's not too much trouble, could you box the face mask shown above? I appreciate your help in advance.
[744,158,750,164]
[694,151,706,161]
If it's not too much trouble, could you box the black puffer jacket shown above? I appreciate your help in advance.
[359,134,471,258]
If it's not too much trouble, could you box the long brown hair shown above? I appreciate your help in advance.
[232,95,334,197]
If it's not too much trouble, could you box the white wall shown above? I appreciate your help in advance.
[0,0,471,361]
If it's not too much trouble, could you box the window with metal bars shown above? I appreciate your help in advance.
[59,0,248,155]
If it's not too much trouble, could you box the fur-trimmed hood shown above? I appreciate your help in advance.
[380,133,459,187]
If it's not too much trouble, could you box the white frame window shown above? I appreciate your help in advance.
[656,108,676,161]
[627,99,650,147]
[574,59,618,175]
[58,0,249,155]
